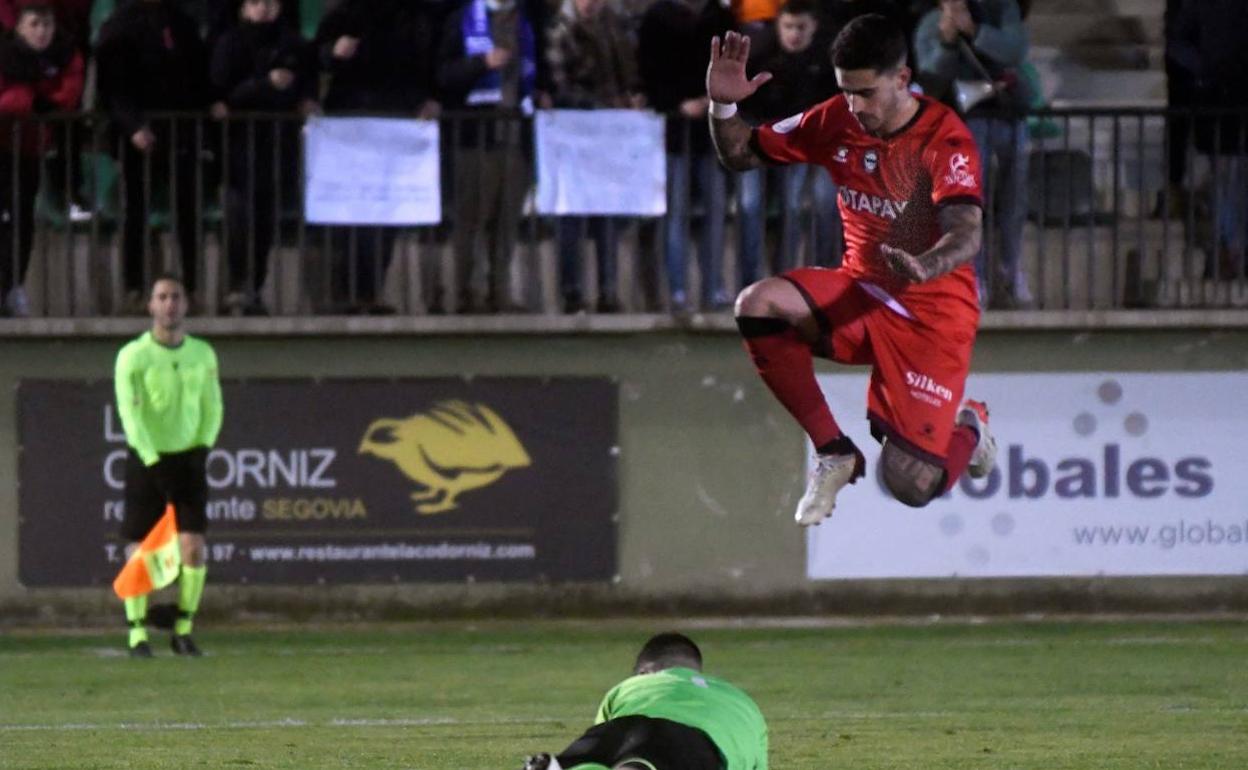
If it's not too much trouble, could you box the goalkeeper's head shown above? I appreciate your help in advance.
[633,633,703,675]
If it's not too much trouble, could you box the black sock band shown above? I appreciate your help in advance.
[816,435,857,456]
[736,316,791,338]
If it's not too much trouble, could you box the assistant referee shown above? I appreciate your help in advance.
[114,273,223,658]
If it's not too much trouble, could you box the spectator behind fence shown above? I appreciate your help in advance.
[438,0,551,314]
[314,0,442,314]
[206,0,302,50]
[638,0,733,313]
[1168,0,1248,281]
[1157,0,1192,221]
[96,0,215,315]
[729,0,781,60]
[211,0,317,316]
[0,0,89,55]
[915,0,1032,309]
[736,0,840,285]
[546,0,642,314]
[0,1,83,317]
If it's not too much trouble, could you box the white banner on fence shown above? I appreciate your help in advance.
[806,372,1248,579]
[535,110,666,216]
[303,117,441,225]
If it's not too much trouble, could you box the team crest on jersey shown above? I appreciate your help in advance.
[863,149,879,173]
[944,152,976,188]
[834,146,849,163]
[772,112,803,134]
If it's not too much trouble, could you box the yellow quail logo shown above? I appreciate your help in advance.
[359,400,532,514]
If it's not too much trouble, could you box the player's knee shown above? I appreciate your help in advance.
[880,443,943,508]
[735,276,812,327]
[180,534,206,566]
[734,279,774,318]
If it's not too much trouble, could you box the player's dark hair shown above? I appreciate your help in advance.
[634,633,703,674]
[831,14,907,73]
[148,272,186,298]
[778,0,817,18]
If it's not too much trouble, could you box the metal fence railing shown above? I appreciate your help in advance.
[0,107,1244,319]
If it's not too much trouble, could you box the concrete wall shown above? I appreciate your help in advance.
[3,325,1247,621]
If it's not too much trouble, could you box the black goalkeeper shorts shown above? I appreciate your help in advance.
[121,448,209,541]
[556,715,723,770]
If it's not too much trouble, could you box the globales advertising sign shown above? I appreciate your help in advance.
[807,372,1247,578]
[18,379,617,586]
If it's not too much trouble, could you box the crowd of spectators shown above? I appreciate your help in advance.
[0,0,1235,318]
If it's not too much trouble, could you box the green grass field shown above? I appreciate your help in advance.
[2,619,1246,769]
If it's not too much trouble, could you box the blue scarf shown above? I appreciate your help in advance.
[461,0,537,114]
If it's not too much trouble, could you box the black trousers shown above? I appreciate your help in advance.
[0,154,39,295]
[557,716,722,770]
[120,120,201,293]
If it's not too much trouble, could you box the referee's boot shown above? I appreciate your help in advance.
[171,633,203,657]
[957,399,997,479]
[129,640,154,658]
[794,437,866,527]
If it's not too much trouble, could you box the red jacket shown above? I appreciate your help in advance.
[0,37,84,155]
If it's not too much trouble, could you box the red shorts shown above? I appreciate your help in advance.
[783,267,978,464]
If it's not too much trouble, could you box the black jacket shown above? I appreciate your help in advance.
[211,19,315,111]
[741,40,839,124]
[96,0,211,136]
[315,0,442,113]
[637,0,732,154]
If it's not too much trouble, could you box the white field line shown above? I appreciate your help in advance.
[7,707,1246,735]
[0,715,572,733]
[0,633,1236,662]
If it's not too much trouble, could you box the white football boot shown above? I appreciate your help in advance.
[794,449,864,527]
[957,399,997,479]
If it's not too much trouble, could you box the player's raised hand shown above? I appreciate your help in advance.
[707,32,773,104]
[880,244,929,283]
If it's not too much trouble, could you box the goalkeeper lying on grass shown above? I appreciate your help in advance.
[521,632,768,770]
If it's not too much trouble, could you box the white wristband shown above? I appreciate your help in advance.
[710,100,738,120]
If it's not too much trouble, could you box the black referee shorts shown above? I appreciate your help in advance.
[121,448,209,542]
[556,715,723,770]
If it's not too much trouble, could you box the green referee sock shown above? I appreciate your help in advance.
[174,565,207,636]
[124,595,148,648]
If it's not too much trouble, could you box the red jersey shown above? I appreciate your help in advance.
[752,95,983,326]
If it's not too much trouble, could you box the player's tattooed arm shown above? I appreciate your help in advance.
[880,204,983,283]
[709,114,764,171]
[706,32,772,171]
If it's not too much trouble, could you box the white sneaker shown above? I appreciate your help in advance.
[68,203,94,223]
[1013,269,1034,307]
[794,451,863,527]
[5,286,29,317]
[957,399,997,478]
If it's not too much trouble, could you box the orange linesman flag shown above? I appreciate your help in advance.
[112,505,182,599]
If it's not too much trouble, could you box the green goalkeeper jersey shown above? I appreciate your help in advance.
[594,667,768,770]
[115,331,223,466]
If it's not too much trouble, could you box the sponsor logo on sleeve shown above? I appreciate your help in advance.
[944,152,976,188]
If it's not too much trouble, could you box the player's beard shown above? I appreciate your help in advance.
[855,113,883,135]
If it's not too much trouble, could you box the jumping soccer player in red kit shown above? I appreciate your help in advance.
[707,14,998,525]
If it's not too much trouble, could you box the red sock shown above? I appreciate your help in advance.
[942,425,978,492]
[738,317,841,447]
